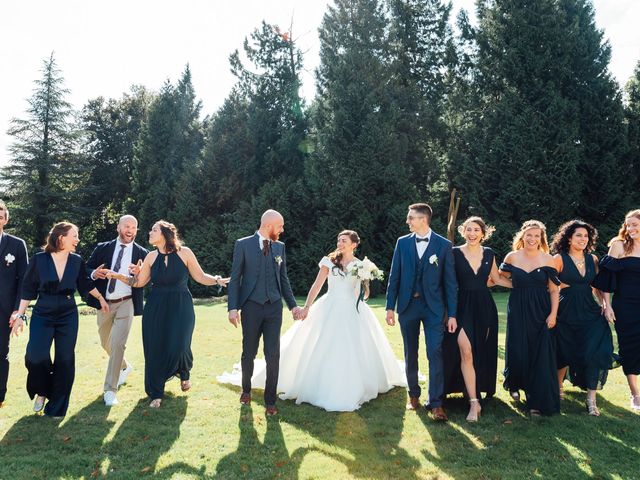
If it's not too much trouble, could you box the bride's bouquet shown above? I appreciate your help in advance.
[348,257,384,311]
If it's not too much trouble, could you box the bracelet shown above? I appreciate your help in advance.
[127,275,137,287]
[15,313,28,325]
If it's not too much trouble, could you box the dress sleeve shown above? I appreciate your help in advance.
[21,255,40,300]
[318,257,334,270]
[540,266,561,286]
[76,257,96,298]
[499,262,513,274]
[592,255,618,292]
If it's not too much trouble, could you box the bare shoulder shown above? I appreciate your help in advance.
[609,239,624,258]
[502,251,517,264]
[146,250,159,262]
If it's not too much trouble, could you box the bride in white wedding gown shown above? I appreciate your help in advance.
[218,230,406,412]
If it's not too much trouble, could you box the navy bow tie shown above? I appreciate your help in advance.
[416,237,429,243]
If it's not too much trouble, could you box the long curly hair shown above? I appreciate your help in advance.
[328,230,360,273]
[457,216,496,243]
[512,220,549,253]
[155,220,182,254]
[550,219,598,255]
[609,209,640,256]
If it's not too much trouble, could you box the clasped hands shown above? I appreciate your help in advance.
[93,261,143,281]
[227,305,308,328]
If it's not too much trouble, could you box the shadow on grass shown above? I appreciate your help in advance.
[0,397,114,479]
[104,394,190,478]
[215,405,316,479]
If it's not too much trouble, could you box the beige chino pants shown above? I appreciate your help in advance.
[97,299,134,392]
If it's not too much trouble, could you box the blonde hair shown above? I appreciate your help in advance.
[512,219,549,253]
[457,216,495,243]
[609,209,640,256]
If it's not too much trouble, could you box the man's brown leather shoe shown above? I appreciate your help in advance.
[239,392,251,405]
[431,406,448,421]
[406,397,421,410]
[265,406,278,416]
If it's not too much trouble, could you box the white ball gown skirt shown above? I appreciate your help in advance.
[218,291,407,412]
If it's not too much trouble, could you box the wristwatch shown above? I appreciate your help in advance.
[14,313,28,324]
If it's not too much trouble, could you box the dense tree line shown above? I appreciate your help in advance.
[2,0,639,296]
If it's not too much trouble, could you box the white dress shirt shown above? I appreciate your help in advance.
[257,232,271,254]
[106,240,134,300]
[415,230,432,260]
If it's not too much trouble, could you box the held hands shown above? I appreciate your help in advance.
[291,306,303,321]
[296,306,310,321]
[93,263,110,280]
[386,309,396,326]
[447,317,457,333]
[128,259,143,276]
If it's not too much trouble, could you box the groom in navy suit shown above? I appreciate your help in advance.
[386,203,457,421]
[228,210,302,416]
[0,201,29,407]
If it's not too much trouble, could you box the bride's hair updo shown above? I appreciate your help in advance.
[328,230,360,271]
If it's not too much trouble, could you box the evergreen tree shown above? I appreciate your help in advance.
[449,0,629,254]
[131,66,204,232]
[624,61,640,205]
[309,0,417,286]
[2,53,85,248]
[80,86,153,241]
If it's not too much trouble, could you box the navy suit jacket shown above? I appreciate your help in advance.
[385,231,457,319]
[0,233,29,316]
[227,233,297,311]
[85,239,149,316]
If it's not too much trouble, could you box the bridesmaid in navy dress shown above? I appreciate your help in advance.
[593,210,640,411]
[10,222,109,418]
[551,220,615,416]
[499,220,561,416]
[443,217,511,422]
[108,220,228,408]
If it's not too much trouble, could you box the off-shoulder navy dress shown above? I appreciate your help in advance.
[21,252,94,417]
[593,255,640,376]
[500,263,560,415]
[556,253,615,390]
[443,247,499,399]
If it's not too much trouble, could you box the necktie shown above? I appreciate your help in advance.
[262,239,271,256]
[416,237,429,243]
[107,244,126,293]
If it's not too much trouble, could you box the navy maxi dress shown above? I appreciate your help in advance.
[22,252,94,417]
[142,252,195,399]
[593,255,640,377]
[443,247,499,399]
[555,253,615,390]
[500,263,560,415]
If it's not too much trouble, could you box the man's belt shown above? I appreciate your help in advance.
[107,295,133,304]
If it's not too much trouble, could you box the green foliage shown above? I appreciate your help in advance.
[1,53,88,249]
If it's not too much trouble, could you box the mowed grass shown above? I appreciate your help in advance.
[0,293,639,479]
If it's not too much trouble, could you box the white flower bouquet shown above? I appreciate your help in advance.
[348,257,384,311]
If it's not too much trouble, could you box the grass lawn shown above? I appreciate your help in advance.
[0,293,638,479]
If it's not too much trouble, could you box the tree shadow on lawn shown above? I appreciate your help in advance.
[279,386,422,479]
[419,390,640,479]
[216,384,420,479]
[215,404,316,479]
[0,397,114,480]
[104,394,190,478]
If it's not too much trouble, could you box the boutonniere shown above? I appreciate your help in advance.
[274,255,283,266]
[4,253,15,266]
[429,254,438,267]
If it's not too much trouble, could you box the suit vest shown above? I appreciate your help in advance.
[248,251,281,304]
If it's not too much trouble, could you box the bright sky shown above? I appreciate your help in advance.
[1,0,638,166]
